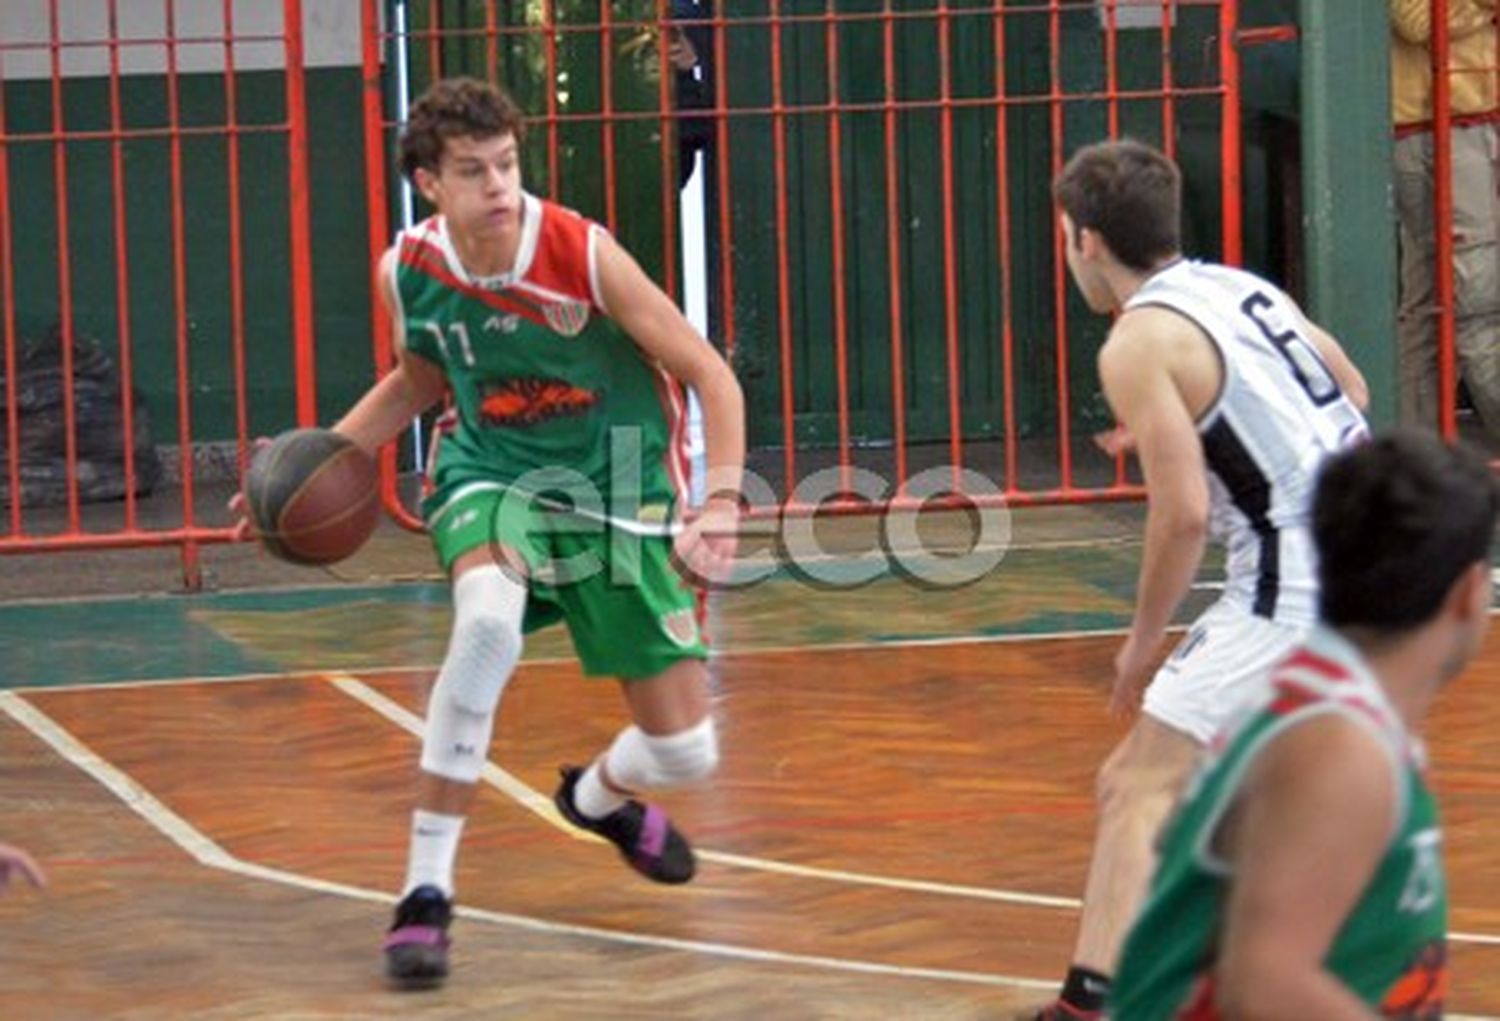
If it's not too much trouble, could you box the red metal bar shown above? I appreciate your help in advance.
[48,0,82,530]
[882,1,907,495]
[107,0,139,530]
[655,0,678,301]
[938,0,963,490]
[770,0,797,493]
[1159,0,1176,156]
[362,0,422,533]
[747,484,1146,521]
[285,0,318,428]
[712,0,738,362]
[0,34,285,54]
[1103,0,1119,137]
[485,0,499,84]
[363,4,1229,39]
[0,123,297,144]
[164,0,200,588]
[993,0,1017,494]
[1432,0,1458,439]
[600,0,618,231]
[428,0,442,83]
[224,0,250,481]
[1218,0,1242,265]
[543,0,560,197]
[1049,0,1074,488]
[826,0,852,493]
[0,527,240,554]
[0,55,19,535]
[0,86,1246,148]
[1236,25,1296,47]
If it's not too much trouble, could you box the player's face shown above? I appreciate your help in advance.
[420,132,523,239]
[1060,213,1115,313]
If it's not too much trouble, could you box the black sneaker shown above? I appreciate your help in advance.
[554,765,696,884]
[383,884,452,989]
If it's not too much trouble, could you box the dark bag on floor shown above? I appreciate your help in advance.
[0,323,162,506]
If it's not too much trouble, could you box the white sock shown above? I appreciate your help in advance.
[403,809,465,897]
[573,761,628,819]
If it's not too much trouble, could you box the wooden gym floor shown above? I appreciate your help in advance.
[1,508,1498,1019]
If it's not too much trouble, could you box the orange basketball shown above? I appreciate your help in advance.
[242,428,380,565]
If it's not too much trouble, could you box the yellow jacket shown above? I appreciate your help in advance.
[1391,0,1499,127]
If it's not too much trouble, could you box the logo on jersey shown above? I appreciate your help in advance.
[1379,941,1447,1018]
[659,608,700,647]
[483,313,521,334]
[542,299,591,337]
[479,377,601,427]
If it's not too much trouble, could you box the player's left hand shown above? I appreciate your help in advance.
[1110,632,1158,716]
[674,497,739,586]
[1093,424,1136,457]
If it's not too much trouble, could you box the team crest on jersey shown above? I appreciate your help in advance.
[480,377,601,427]
[542,299,591,337]
[659,609,699,647]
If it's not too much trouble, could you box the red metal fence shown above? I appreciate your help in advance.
[0,0,316,586]
[0,1,1248,586]
[1421,1,1500,442]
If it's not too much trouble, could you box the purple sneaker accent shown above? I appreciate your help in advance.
[553,764,697,884]
[634,804,670,866]
[383,925,449,951]
[384,884,453,988]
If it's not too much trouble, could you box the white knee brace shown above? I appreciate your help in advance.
[420,565,526,784]
[604,716,720,791]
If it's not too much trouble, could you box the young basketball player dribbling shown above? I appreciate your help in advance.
[246,77,744,987]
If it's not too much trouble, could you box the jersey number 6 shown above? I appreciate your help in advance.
[1240,292,1342,408]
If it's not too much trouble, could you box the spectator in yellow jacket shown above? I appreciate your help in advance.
[1391,0,1500,441]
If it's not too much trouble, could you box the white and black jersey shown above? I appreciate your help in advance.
[1124,259,1369,626]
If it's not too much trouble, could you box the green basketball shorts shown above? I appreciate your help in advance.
[423,482,707,680]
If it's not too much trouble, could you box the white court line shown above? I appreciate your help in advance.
[0,690,1051,993]
[327,673,1500,949]
[329,674,1081,910]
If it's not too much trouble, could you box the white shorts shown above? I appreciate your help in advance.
[1142,599,1308,745]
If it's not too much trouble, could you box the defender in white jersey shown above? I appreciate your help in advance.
[1023,140,1371,1020]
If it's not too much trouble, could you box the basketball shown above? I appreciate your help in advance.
[242,428,380,565]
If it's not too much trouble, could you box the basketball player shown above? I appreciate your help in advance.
[0,841,45,894]
[313,78,741,986]
[1027,139,1371,1019]
[1113,429,1491,1017]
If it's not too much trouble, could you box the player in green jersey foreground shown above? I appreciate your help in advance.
[252,78,745,987]
[1112,429,1495,1018]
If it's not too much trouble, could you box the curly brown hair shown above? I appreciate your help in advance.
[397,77,527,181]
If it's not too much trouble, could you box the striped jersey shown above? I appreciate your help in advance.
[392,193,689,533]
[1125,260,1368,625]
[1113,628,1448,1019]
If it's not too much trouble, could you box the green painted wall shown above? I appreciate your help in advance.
[1,68,374,443]
[719,1,1229,449]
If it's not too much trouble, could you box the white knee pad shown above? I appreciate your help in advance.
[605,716,720,791]
[420,565,526,784]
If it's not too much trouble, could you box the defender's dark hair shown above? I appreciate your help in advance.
[398,77,526,182]
[1052,138,1182,272]
[1314,430,1498,631]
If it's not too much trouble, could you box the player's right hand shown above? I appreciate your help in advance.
[0,842,46,894]
[227,437,273,540]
